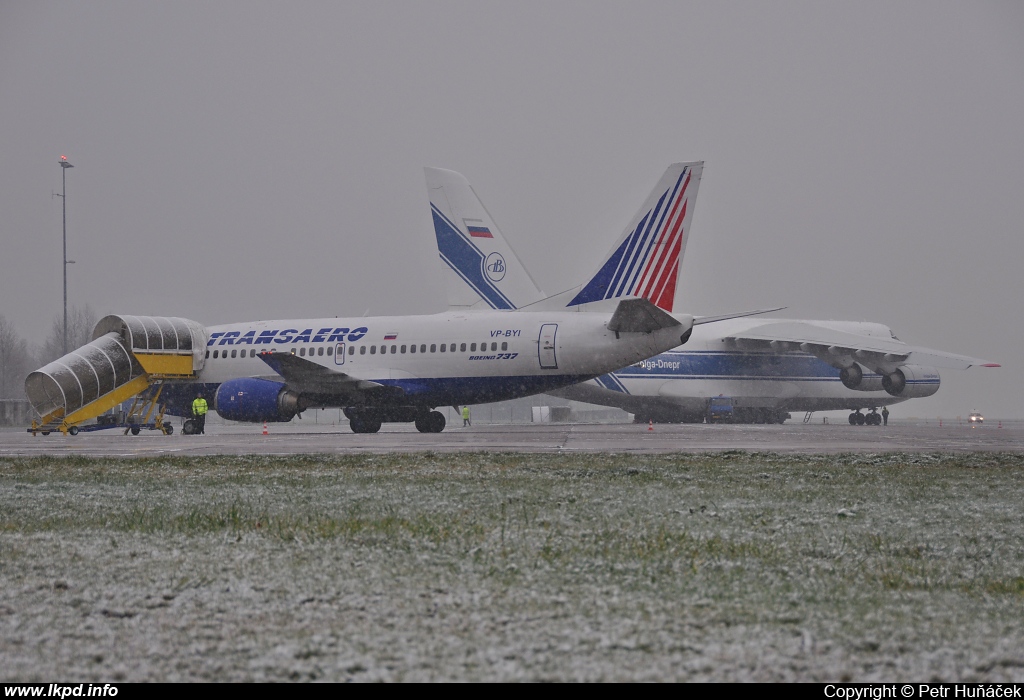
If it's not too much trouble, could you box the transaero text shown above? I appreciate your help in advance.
[208,328,369,346]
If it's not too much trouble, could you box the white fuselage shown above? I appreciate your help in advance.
[551,317,940,420]
[164,309,692,415]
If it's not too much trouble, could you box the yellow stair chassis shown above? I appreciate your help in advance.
[25,314,208,435]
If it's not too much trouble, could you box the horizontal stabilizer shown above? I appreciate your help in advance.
[257,352,400,398]
[607,298,682,334]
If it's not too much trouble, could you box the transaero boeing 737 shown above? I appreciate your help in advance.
[25,163,711,435]
[427,165,999,426]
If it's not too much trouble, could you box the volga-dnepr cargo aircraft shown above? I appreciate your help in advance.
[26,163,710,435]
[427,166,999,426]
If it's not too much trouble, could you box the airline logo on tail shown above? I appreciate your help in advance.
[431,204,517,309]
[568,163,701,311]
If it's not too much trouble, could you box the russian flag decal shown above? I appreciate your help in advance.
[463,218,494,238]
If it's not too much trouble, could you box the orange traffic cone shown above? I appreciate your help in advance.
[262,421,268,436]
[648,420,654,432]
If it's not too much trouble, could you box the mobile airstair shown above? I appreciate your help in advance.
[25,315,207,436]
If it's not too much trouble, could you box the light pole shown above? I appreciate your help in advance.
[59,155,73,356]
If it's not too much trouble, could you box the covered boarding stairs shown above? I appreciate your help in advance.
[25,315,207,435]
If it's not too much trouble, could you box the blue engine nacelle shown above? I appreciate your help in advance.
[214,378,301,422]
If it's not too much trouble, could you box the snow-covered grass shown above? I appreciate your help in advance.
[1,452,1022,681]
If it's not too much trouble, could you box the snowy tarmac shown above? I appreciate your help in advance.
[3,420,1022,457]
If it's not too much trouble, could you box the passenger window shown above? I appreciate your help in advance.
[326,346,332,356]
[231,349,237,358]
[359,346,366,355]
[440,344,446,353]
[380,345,386,355]
[391,345,397,354]
[420,344,427,353]
[318,347,324,356]
[250,349,256,358]
[213,350,219,359]
[401,345,406,354]
[291,348,296,355]
[491,342,497,351]
[349,346,355,355]
[430,344,436,353]
[501,342,508,351]
[460,343,466,352]
[410,344,416,354]
[299,347,305,356]
[205,350,210,359]
[370,345,376,355]
[471,343,476,352]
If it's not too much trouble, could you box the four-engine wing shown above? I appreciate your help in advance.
[720,321,999,372]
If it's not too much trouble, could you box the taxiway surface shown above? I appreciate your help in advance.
[3,421,1022,457]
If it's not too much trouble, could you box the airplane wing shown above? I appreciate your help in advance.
[257,352,404,400]
[693,307,785,326]
[722,321,999,371]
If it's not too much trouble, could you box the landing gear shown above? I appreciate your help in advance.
[68,426,79,436]
[350,417,382,434]
[849,410,883,426]
[182,419,196,435]
[414,411,446,433]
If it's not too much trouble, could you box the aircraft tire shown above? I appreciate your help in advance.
[130,426,141,436]
[414,415,432,433]
[428,410,446,433]
[68,426,79,436]
[163,424,174,435]
[849,413,858,426]
[351,418,382,434]
[182,419,196,435]
[855,413,866,426]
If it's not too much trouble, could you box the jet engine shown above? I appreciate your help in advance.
[838,364,884,392]
[215,378,302,422]
[880,365,940,398]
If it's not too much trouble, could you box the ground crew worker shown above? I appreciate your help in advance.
[882,406,889,426]
[462,405,471,427]
[192,392,208,435]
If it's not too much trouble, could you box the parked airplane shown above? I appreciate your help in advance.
[25,163,706,435]
[426,165,998,425]
[549,316,999,425]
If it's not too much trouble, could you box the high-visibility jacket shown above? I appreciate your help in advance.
[192,398,208,416]
[462,406,470,420]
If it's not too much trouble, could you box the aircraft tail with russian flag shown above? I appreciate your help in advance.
[426,167,547,311]
[425,161,702,313]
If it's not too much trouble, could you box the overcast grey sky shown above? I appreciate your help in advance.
[2,1,1022,417]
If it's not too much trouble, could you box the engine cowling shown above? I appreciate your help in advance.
[839,363,885,392]
[215,378,301,422]
[881,365,940,398]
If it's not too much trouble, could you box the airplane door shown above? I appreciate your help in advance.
[538,324,558,369]
[335,343,346,366]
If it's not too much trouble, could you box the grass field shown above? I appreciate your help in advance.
[1,452,1023,681]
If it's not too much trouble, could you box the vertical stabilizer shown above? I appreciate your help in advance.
[426,167,545,310]
[567,162,702,311]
